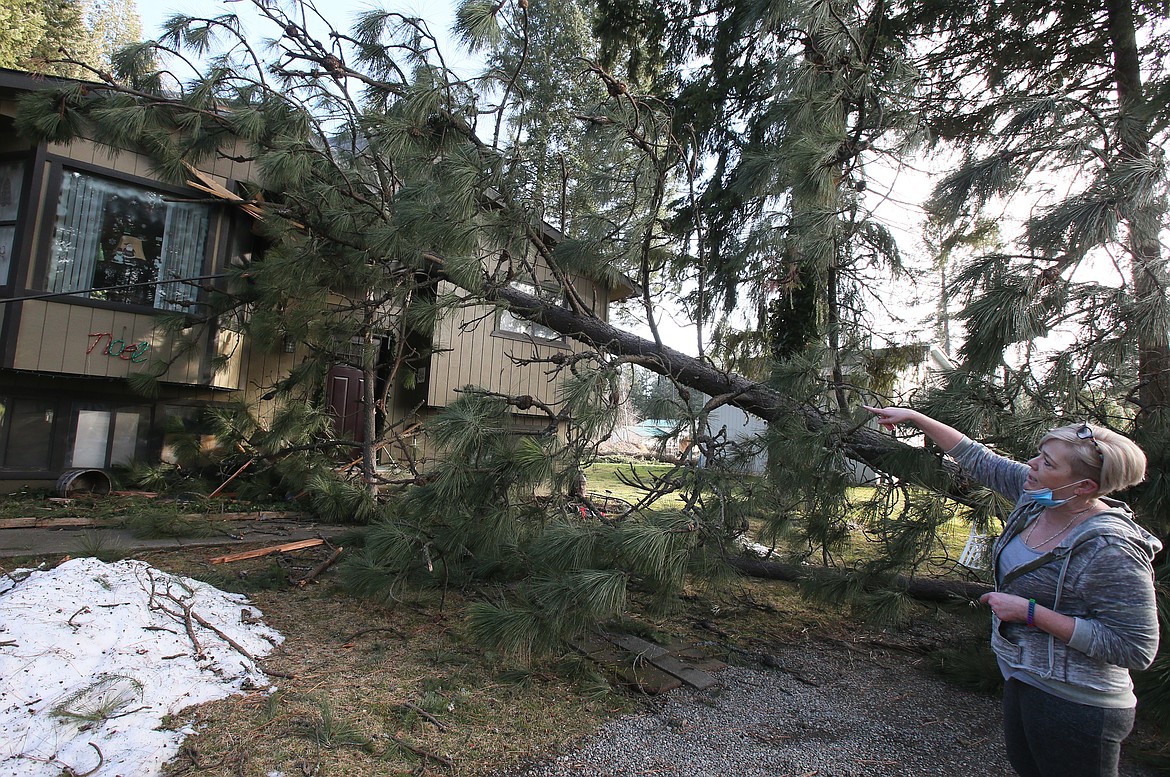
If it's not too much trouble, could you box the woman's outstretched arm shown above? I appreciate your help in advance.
[862,405,966,452]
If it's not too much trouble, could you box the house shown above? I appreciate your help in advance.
[0,68,636,491]
[847,342,956,484]
[604,418,690,459]
[698,402,768,475]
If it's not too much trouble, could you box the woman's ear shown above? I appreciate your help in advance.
[1076,478,1101,496]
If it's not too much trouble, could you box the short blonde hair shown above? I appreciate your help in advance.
[1040,423,1147,495]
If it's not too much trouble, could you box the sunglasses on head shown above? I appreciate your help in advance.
[1078,423,1105,464]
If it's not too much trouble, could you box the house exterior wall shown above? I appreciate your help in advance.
[426,280,605,411]
[0,70,252,490]
[11,300,208,383]
[0,68,635,489]
[407,270,612,465]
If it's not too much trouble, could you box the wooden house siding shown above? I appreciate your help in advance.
[426,279,610,413]
[234,337,302,427]
[10,299,225,385]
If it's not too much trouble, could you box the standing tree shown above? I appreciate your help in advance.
[891,0,1170,721]
[0,0,143,77]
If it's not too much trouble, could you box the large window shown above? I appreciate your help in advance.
[0,159,25,286]
[46,171,212,310]
[496,281,564,342]
[69,404,148,469]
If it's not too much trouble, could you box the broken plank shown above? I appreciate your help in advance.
[644,653,719,690]
[294,546,344,587]
[0,516,106,529]
[605,633,669,659]
[210,538,325,564]
[605,633,719,690]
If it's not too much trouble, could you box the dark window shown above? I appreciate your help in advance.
[46,171,212,310]
[0,398,55,471]
[0,159,25,286]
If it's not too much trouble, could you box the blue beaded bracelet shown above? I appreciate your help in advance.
[1027,598,1036,628]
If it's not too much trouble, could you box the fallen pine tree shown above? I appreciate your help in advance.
[725,555,992,603]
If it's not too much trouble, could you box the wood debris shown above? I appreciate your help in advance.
[293,546,344,587]
[209,538,325,564]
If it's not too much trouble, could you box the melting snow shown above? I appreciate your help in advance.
[1,557,284,777]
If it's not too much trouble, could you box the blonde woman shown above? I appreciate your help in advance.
[864,406,1160,777]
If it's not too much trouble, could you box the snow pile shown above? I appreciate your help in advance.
[0,557,284,777]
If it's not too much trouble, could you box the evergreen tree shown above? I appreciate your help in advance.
[460,0,609,232]
[899,0,1170,446]
[13,0,968,605]
[0,0,143,77]
[587,0,967,593]
[889,0,1170,722]
[0,0,47,70]
[15,6,1168,730]
[14,0,929,653]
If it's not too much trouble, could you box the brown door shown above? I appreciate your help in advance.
[326,365,365,443]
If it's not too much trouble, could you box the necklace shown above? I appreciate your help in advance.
[1026,505,1094,548]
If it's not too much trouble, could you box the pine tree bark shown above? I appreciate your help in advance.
[1106,0,1170,424]
[477,278,969,493]
[726,556,991,603]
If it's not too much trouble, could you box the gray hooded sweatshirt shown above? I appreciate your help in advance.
[949,437,1161,708]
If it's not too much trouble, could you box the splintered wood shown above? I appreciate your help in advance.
[209,538,325,564]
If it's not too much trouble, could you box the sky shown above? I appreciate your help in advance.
[136,0,470,71]
[137,0,458,33]
[1,557,283,777]
[128,0,939,361]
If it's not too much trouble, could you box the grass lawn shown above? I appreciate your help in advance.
[581,459,687,509]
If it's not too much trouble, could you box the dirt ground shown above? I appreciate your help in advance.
[4,537,1168,777]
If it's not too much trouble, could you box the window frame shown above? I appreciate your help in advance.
[66,401,152,470]
[0,154,32,290]
[493,280,567,346]
[34,158,221,313]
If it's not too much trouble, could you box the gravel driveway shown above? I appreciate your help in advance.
[494,641,1160,777]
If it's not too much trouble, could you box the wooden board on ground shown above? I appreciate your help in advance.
[604,633,720,690]
[572,632,723,694]
[0,516,105,530]
[571,635,682,694]
[210,538,325,564]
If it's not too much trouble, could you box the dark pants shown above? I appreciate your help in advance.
[1002,678,1136,777]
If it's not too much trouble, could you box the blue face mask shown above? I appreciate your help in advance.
[1023,480,1086,507]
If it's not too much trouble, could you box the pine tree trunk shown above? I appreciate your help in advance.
[726,556,991,602]
[1106,0,1170,424]
[480,279,969,493]
[361,323,378,492]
